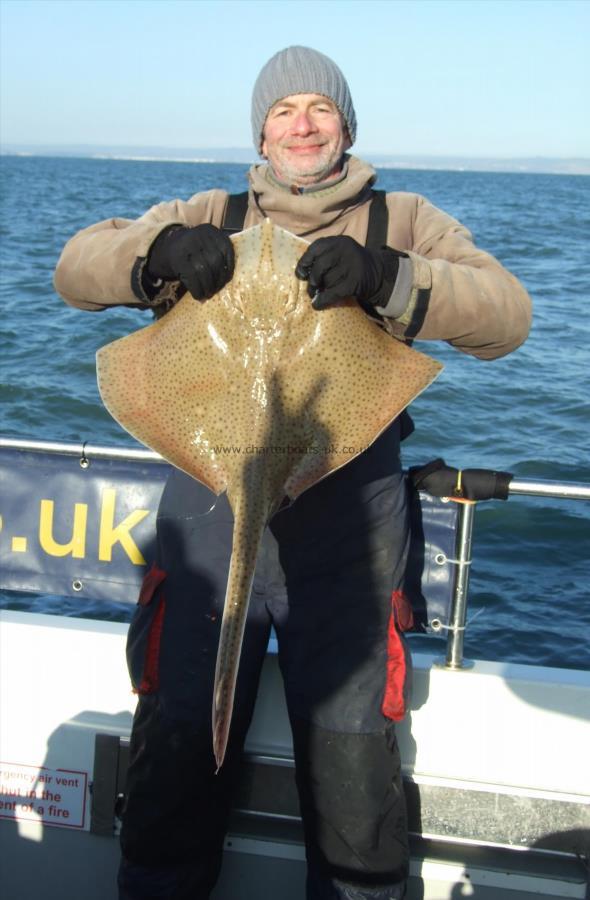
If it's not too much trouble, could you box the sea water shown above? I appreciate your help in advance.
[1,155,589,669]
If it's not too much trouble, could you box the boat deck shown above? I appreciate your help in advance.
[1,611,588,899]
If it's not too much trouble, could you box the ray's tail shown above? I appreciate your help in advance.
[212,502,266,771]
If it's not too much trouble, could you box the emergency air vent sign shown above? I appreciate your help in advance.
[0,762,88,829]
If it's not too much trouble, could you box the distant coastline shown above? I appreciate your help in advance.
[1,143,589,176]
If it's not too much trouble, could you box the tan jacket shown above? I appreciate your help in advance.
[54,155,531,360]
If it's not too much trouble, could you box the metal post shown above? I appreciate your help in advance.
[445,501,476,669]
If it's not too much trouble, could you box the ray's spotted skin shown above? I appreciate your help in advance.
[96,220,443,769]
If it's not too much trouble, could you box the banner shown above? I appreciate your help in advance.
[0,443,458,629]
[0,445,170,604]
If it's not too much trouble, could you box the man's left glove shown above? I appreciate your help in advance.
[295,236,408,310]
[146,223,235,300]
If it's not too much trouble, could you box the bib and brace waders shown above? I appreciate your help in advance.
[118,192,410,900]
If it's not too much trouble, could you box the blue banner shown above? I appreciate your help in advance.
[0,444,458,629]
[0,446,171,603]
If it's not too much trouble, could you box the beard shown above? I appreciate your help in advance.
[269,141,345,185]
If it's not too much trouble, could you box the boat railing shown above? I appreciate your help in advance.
[1,436,589,669]
[443,475,589,667]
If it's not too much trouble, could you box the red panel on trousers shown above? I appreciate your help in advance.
[381,590,412,721]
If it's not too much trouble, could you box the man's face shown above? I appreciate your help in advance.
[261,93,351,187]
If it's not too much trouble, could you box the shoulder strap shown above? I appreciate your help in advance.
[365,189,388,250]
[364,187,415,438]
[221,191,249,234]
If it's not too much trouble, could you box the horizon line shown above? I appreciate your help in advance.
[1,143,588,175]
[2,141,588,161]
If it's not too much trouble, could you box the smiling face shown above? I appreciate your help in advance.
[261,92,351,187]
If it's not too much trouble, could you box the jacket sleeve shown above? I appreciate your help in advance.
[53,190,228,311]
[383,194,532,360]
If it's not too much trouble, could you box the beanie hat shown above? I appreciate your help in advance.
[251,46,357,153]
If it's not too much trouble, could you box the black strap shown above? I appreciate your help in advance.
[365,189,388,251]
[221,191,249,234]
[364,188,416,439]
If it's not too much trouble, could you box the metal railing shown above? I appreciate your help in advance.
[444,475,590,668]
[0,437,166,464]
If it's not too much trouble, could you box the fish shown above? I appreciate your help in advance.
[96,219,443,770]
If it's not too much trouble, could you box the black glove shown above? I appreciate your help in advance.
[147,224,235,300]
[295,236,407,311]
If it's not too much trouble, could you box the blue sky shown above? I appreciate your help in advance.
[1,0,588,158]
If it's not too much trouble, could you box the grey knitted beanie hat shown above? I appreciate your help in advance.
[251,46,357,153]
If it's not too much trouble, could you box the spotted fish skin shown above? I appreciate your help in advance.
[96,220,443,769]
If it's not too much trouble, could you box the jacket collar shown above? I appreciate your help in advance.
[247,154,377,237]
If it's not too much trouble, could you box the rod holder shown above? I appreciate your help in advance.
[445,501,476,669]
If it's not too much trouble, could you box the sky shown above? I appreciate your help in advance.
[0,0,589,159]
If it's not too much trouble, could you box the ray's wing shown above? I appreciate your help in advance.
[280,304,443,498]
[96,295,237,495]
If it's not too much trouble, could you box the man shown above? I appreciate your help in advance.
[54,46,531,900]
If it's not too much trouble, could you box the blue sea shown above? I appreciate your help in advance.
[1,154,589,670]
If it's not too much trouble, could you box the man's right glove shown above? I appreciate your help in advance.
[146,224,235,300]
